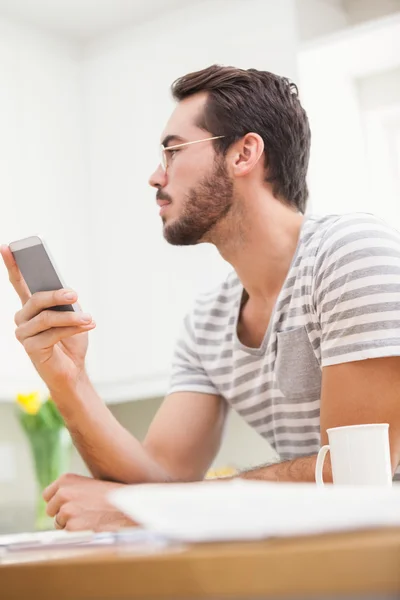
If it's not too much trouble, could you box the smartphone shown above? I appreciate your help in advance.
[8,235,78,312]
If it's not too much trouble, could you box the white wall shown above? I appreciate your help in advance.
[0,0,296,531]
[0,14,91,530]
[344,0,400,25]
[358,66,400,111]
[82,0,299,395]
[296,0,348,41]
[298,14,400,219]
[0,16,91,396]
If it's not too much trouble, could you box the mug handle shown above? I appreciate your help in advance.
[315,445,330,486]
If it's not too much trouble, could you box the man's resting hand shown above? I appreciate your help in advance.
[43,473,136,531]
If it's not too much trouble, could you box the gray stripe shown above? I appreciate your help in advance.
[198,349,233,362]
[324,215,384,238]
[324,301,400,327]
[284,276,297,289]
[323,320,400,343]
[230,380,278,405]
[194,318,235,332]
[316,229,400,274]
[277,306,305,324]
[273,425,320,435]
[315,246,400,292]
[194,307,230,318]
[310,334,321,352]
[205,365,234,377]
[301,226,323,246]
[183,313,197,345]
[175,339,198,362]
[244,408,320,428]
[219,368,266,393]
[276,438,320,448]
[173,349,193,365]
[276,287,302,311]
[318,266,400,305]
[278,450,318,459]
[197,333,232,346]
[321,284,400,314]
[323,338,400,359]
[227,276,241,290]
[196,293,238,306]
[234,353,262,369]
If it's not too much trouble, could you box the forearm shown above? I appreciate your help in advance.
[48,372,171,484]
[237,455,332,483]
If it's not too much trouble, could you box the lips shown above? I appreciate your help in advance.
[156,200,171,207]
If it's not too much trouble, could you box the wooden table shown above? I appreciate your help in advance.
[1,528,400,600]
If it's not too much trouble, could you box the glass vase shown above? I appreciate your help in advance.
[27,427,73,531]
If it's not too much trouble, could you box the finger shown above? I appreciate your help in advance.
[65,518,87,532]
[46,491,67,518]
[43,478,61,503]
[23,324,96,357]
[54,513,66,530]
[0,245,31,305]
[16,308,93,342]
[43,473,81,504]
[15,288,78,325]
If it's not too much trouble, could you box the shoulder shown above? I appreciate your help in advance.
[317,213,400,263]
[191,270,241,316]
[180,271,240,340]
[310,213,400,311]
[312,212,400,273]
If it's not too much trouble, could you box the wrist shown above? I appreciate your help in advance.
[47,369,94,414]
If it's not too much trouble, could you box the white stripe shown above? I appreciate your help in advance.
[324,310,400,334]
[194,314,234,326]
[229,375,277,399]
[326,255,400,282]
[274,431,320,442]
[321,274,400,306]
[320,238,400,271]
[318,222,399,255]
[320,292,400,322]
[323,327,400,349]
[237,397,319,416]
[257,416,320,430]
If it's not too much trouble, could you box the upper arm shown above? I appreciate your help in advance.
[320,358,400,473]
[143,391,228,482]
[143,307,227,482]
[315,215,400,473]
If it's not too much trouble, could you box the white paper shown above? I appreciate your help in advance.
[0,530,94,548]
[110,480,400,542]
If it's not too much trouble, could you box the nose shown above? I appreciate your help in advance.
[148,164,167,189]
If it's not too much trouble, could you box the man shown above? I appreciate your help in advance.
[2,65,400,532]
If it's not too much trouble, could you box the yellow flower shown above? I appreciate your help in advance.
[16,392,42,415]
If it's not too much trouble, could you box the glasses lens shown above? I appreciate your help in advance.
[160,146,166,172]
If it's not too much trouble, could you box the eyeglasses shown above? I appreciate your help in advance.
[160,135,225,172]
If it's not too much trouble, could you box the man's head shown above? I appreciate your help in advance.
[149,64,311,246]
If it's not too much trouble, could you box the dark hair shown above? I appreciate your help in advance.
[171,65,311,213]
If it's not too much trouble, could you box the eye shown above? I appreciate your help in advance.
[169,149,179,159]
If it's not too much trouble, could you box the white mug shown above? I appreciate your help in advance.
[315,424,392,486]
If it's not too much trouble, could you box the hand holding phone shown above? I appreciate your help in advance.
[0,236,96,391]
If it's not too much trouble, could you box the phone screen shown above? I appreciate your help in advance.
[12,244,73,311]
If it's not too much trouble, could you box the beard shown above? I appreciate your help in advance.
[163,157,234,246]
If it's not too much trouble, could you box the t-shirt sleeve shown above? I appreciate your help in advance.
[167,310,220,396]
[313,215,400,367]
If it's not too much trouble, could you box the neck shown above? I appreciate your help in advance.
[214,192,304,303]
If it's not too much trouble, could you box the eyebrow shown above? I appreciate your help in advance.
[161,134,186,148]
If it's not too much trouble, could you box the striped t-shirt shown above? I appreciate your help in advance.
[168,213,400,472]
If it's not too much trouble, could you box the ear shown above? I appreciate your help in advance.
[230,133,264,178]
